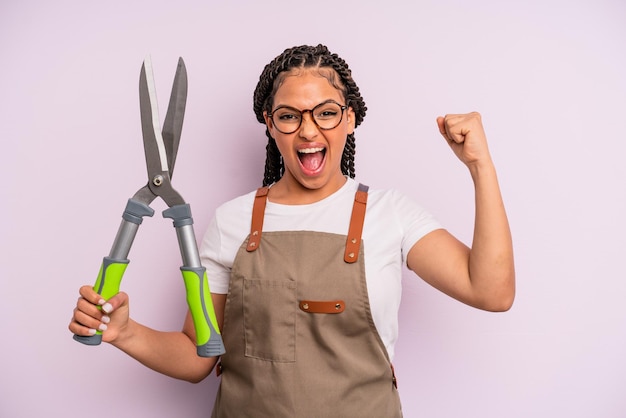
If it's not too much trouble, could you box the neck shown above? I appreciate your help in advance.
[268,173,347,205]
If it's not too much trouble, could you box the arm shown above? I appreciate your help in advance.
[69,287,226,383]
[407,112,515,312]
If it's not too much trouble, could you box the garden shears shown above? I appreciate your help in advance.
[73,56,225,357]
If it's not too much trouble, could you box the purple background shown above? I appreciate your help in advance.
[1,1,625,417]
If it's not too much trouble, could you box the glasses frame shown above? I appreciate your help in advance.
[267,99,348,135]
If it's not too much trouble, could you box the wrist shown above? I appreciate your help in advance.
[109,318,137,349]
[467,157,496,180]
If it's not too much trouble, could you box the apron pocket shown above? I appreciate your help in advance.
[243,278,296,362]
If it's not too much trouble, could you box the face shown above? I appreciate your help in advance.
[263,68,356,200]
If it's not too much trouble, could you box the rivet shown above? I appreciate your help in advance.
[351,238,357,244]
[252,231,259,236]
[249,242,256,247]
[348,252,355,258]
[335,303,341,310]
[302,303,309,310]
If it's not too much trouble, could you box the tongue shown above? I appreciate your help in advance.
[300,151,324,171]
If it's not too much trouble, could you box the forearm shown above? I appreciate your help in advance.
[111,319,217,383]
[467,159,515,310]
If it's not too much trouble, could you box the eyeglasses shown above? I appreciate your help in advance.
[268,100,348,134]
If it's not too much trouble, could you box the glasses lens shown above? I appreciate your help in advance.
[313,102,343,130]
[272,107,302,134]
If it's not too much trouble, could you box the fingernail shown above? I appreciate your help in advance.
[98,323,108,332]
[98,299,106,305]
[88,328,97,335]
[102,303,113,314]
[101,315,111,324]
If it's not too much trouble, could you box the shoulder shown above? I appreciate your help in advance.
[366,185,424,215]
[363,183,441,239]
[214,188,258,218]
[209,188,261,243]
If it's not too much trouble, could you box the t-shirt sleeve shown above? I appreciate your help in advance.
[392,190,443,266]
[200,216,231,294]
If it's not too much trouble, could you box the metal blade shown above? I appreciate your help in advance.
[162,57,187,177]
[139,56,169,181]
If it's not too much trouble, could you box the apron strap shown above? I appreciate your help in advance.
[246,183,369,260]
[344,183,369,263]
[246,186,269,252]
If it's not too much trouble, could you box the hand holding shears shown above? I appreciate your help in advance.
[73,57,225,358]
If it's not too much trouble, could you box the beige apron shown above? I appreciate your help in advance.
[211,185,402,417]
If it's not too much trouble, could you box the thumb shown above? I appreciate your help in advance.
[101,291,129,314]
[436,116,446,136]
[436,116,452,142]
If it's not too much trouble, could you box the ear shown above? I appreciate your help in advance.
[263,110,277,136]
[346,106,356,134]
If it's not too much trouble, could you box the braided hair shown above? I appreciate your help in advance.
[253,44,367,186]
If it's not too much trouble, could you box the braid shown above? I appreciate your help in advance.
[262,134,283,186]
[342,133,356,178]
[253,45,367,186]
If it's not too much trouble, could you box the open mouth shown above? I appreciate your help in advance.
[297,147,326,173]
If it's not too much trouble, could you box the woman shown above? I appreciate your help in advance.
[70,44,515,417]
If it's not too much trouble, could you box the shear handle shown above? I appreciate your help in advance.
[163,204,225,357]
[73,199,154,345]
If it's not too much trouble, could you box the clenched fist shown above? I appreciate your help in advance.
[437,112,492,168]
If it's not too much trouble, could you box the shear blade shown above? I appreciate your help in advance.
[162,57,187,177]
[139,56,169,178]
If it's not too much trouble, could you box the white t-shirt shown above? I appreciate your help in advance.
[200,178,442,360]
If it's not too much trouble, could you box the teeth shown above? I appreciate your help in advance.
[298,147,324,154]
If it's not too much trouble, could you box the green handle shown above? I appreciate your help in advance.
[73,199,152,346]
[182,267,225,357]
[73,257,129,345]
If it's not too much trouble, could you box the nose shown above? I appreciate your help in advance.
[298,111,319,140]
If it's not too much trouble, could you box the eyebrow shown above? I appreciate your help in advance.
[272,99,343,111]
